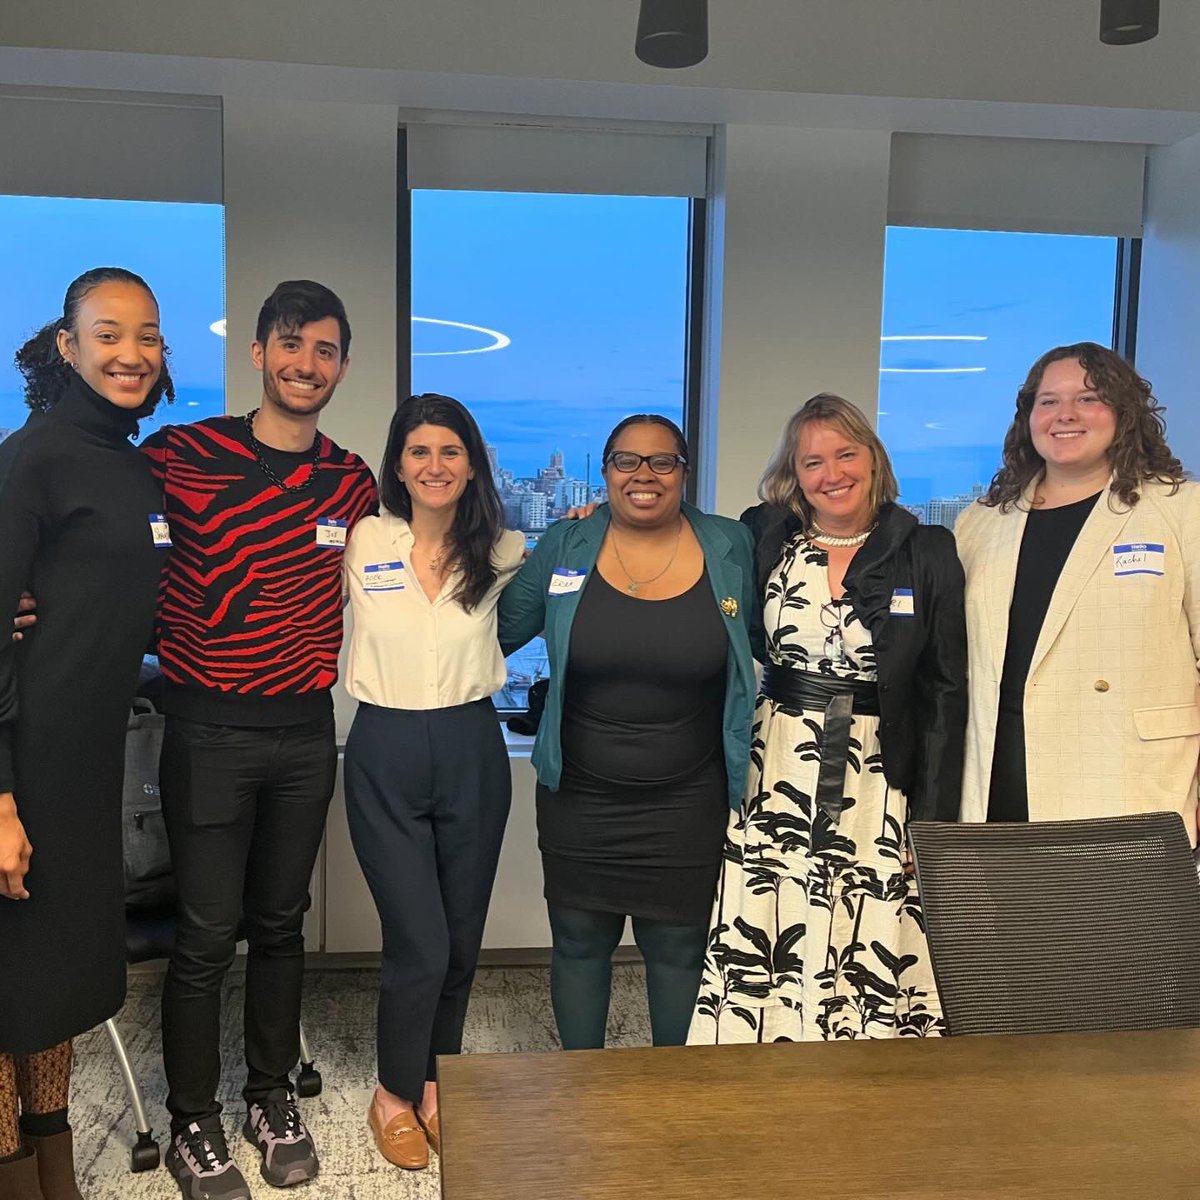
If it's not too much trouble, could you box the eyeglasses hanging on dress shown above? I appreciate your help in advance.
[820,601,847,667]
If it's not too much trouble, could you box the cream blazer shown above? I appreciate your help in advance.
[956,479,1200,838]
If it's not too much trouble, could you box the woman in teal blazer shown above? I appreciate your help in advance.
[499,414,757,1050]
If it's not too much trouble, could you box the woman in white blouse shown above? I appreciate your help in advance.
[343,393,524,1172]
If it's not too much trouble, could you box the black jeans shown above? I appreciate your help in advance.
[344,700,511,1102]
[159,715,337,1131]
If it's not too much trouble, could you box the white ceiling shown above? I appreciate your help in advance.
[3,1,1199,143]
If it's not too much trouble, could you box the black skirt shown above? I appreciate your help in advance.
[537,750,728,925]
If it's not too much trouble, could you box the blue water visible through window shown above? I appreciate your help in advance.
[0,195,225,441]
[411,190,691,709]
[881,227,1118,526]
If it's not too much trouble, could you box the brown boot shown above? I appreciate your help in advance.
[0,1149,46,1199]
[25,1131,83,1200]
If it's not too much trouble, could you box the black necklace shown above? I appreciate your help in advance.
[244,410,320,493]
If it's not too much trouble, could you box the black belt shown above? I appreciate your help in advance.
[760,663,881,825]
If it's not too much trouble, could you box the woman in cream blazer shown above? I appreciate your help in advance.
[956,342,1200,839]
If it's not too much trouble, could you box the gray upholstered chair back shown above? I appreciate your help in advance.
[908,812,1200,1036]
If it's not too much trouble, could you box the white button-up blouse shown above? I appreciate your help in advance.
[344,510,526,711]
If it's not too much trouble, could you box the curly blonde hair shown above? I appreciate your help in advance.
[758,393,899,525]
[984,343,1183,511]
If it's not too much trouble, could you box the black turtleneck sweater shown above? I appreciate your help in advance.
[0,375,167,1052]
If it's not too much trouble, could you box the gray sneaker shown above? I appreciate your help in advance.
[243,1090,319,1187]
[166,1122,252,1200]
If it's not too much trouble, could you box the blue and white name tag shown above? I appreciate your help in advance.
[548,568,587,596]
[1113,542,1165,577]
[890,587,915,616]
[148,513,172,548]
[315,518,348,548]
[363,561,406,592]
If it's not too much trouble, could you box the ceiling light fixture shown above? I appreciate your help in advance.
[635,0,708,69]
[1099,0,1160,44]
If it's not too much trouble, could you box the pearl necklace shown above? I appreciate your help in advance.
[809,523,873,548]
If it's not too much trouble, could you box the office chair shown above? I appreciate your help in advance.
[908,811,1200,1037]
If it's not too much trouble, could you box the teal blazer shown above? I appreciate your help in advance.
[499,502,759,810]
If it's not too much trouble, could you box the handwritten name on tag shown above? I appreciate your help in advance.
[148,513,172,548]
[363,562,406,592]
[315,518,348,548]
[1113,542,1165,577]
[548,568,587,596]
[890,587,915,616]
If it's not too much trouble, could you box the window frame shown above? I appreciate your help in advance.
[399,152,707,712]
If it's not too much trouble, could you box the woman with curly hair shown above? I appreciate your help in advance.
[0,267,173,1199]
[956,342,1199,832]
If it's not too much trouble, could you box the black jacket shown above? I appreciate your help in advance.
[742,501,967,822]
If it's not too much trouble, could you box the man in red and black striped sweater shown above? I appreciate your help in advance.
[144,282,376,1200]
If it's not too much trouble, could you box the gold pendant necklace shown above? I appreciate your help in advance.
[610,518,683,595]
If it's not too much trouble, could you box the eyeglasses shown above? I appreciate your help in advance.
[820,601,846,665]
[604,451,688,475]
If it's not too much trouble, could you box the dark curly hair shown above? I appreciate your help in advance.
[13,267,176,414]
[984,342,1182,512]
[255,279,350,357]
[379,393,505,612]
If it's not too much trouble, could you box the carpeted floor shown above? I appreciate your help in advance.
[72,964,652,1199]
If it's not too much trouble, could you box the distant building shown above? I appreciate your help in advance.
[921,483,985,528]
[502,496,525,530]
[554,478,591,511]
[520,492,548,530]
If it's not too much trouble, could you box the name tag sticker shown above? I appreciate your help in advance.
[548,568,587,596]
[1113,542,1165,577]
[315,518,348,548]
[148,513,172,548]
[363,561,406,592]
[890,587,915,616]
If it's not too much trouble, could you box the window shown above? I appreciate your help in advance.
[880,227,1120,526]
[410,189,693,708]
[0,196,226,441]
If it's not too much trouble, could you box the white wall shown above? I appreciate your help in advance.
[710,125,892,519]
[222,97,400,740]
[1136,132,1200,473]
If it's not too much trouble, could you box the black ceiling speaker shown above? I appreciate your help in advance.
[635,0,709,68]
[1099,0,1160,44]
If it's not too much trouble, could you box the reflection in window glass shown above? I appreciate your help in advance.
[881,228,1118,526]
[411,190,691,708]
[0,196,226,441]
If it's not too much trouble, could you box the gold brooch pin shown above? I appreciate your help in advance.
[720,596,738,619]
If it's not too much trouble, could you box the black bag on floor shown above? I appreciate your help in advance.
[122,697,174,909]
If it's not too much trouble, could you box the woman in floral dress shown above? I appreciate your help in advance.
[689,394,967,1042]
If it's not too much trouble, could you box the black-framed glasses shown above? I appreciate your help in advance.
[604,451,688,475]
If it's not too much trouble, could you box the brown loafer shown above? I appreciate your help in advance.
[416,1107,441,1156]
[367,1102,429,1170]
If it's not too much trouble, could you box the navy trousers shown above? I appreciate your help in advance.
[344,700,511,1102]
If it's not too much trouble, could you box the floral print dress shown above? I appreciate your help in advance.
[687,533,944,1042]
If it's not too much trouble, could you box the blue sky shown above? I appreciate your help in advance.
[411,190,689,481]
[881,227,1117,503]
[1,194,1120,505]
[0,196,225,435]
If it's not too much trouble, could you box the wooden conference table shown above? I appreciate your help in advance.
[438,1027,1200,1198]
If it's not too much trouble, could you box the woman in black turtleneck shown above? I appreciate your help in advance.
[0,268,173,1198]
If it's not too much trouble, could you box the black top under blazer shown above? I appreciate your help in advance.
[742,500,968,822]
